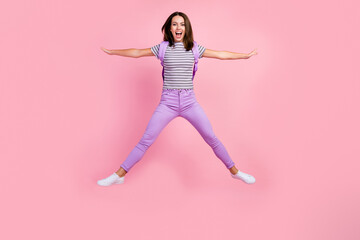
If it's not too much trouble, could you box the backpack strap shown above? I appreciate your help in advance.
[158,41,169,81]
[158,41,169,64]
[192,41,199,81]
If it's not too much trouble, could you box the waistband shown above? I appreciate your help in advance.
[162,88,194,92]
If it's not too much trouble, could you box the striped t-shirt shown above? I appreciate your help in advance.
[151,42,206,89]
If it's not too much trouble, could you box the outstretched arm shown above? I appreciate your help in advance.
[202,48,258,60]
[100,47,154,58]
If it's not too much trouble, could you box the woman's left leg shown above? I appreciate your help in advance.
[180,94,256,183]
[181,101,235,170]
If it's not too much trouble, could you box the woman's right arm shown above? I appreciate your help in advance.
[100,47,154,58]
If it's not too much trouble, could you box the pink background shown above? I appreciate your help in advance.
[1,0,359,239]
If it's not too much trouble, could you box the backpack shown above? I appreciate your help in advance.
[158,41,200,81]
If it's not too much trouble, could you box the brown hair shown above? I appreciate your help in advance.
[161,12,194,51]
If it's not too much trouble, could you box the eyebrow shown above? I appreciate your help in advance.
[172,22,185,24]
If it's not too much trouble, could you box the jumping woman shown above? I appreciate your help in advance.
[97,11,258,186]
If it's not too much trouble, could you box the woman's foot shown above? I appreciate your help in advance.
[231,170,256,184]
[97,173,125,186]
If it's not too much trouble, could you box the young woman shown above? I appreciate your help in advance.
[97,11,258,186]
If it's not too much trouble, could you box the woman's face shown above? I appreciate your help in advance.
[170,15,185,42]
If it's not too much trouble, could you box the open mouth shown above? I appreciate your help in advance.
[175,32,182,38]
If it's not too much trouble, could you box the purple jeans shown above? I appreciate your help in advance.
[120,88,235,172]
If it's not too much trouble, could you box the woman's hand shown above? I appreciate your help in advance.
[248,49,258,58]
[101,47,113,55]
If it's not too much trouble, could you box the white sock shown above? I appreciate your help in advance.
[97,173,125,186]
[231,170,256,184]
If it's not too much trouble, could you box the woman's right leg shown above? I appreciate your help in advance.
[118,103,178,174]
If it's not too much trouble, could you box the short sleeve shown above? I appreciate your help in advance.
[197,44,206,58]
[151,44,160,59]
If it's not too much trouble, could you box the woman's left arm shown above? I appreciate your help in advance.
[202,48,258,60]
